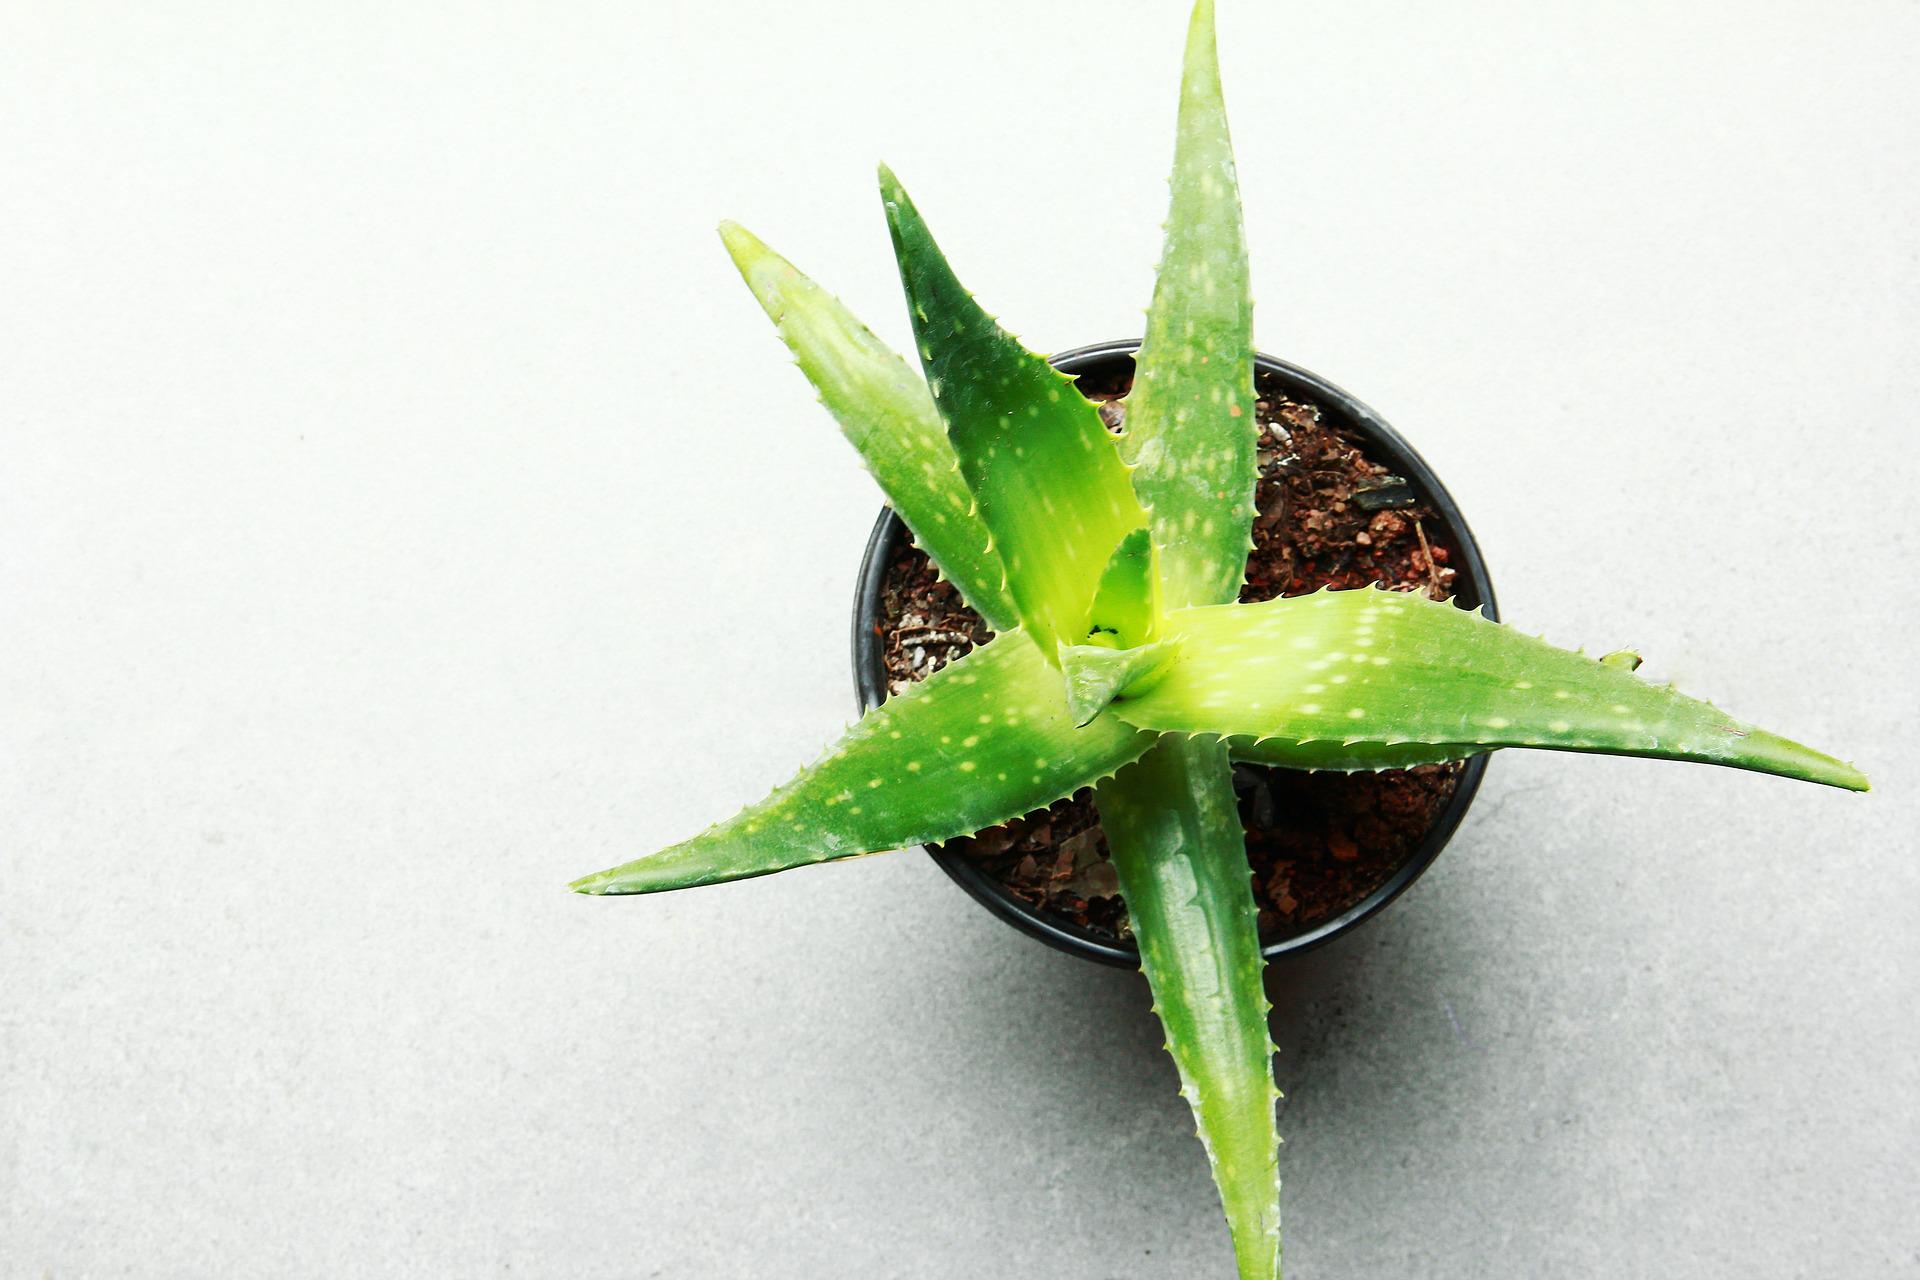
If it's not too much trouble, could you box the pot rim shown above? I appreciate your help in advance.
[852,339,1499,967]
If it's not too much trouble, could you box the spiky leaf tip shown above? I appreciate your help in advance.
[1123,0,1258,611]
[1096,735,1281,1280]
[1109,587,1869,791]
[570,632,1154,895]
[718,221,1017,634]
[878,165,1148,661]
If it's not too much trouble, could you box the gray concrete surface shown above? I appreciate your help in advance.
[4,1,1916,1276]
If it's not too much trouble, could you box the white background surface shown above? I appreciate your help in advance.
[4,2,1916,1276]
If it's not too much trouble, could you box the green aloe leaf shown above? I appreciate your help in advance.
[1061,637,1176,729]
[1090,15,1279,1273]
[1059,529,1174,725]
[719,222,1018,634]
[1107,588,1869,791]
[1121,0,1258,611]
[571,633,1154,895]
[1096,736,1281,1280]
[879,165,1149,660]
[1088,526,1163,648]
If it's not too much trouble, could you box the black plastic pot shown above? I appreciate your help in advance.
[852,340,1498,967]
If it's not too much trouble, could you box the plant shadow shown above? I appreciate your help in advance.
[871,852,1501,1160]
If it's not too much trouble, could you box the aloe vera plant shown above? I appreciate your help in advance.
[574,3,1866,1274]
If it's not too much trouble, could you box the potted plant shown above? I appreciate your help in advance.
[854,339,1500,964]
[572,4,1866,1275]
